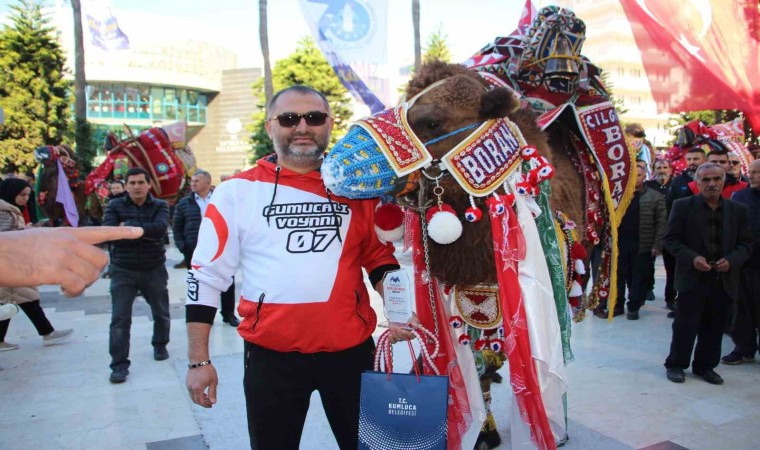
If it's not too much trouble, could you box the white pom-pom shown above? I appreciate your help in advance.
[426,204,463,245]
[569,280,583,297]
[574,259,586,275]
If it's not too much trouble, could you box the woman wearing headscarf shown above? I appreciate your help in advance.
[0,177,73,351]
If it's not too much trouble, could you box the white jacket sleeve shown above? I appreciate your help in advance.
[185,181,241,309]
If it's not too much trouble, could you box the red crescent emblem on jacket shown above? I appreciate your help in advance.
[205,204,228,263]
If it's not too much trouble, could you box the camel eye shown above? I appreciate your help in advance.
[426,121,440,130]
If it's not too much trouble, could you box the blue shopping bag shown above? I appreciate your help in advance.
[358,330,448,450]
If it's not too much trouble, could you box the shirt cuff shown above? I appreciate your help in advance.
[369,264,401,288]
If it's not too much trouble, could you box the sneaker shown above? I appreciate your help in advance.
[109,368,129,383]
[646,290,655,301]
[153,346,169,361]
[0,303,19,321]
[42,329,73,346]
[0,341,19,352]
[721,353,755,365]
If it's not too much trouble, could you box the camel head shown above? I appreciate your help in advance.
[404,61,520,161]
[322,61,533,203]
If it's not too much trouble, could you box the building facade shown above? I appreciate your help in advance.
[51,6,260,181]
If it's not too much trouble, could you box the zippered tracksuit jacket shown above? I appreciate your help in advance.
[185,157,399,353]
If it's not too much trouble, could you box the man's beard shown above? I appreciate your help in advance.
[274,132,328,162]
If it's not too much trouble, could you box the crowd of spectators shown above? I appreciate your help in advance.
[594,140,760,385]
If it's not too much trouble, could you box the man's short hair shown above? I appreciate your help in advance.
[685,147,705,156]
[125,167,150,182]
[654,159,671,168]
[267,85,330,117]
[695,162,725,182]
[707,149,728,159]
[193,169,211,181]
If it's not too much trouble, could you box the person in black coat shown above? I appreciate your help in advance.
[173,170,239,327]
[645,159,676,308]
[722,160,760,364]
[663,163,753,385]
[102,167,171,383]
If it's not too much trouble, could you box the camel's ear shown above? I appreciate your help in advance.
[479,87,520,120]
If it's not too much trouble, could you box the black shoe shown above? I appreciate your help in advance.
[222,315,240,327]
[154,346,169,361]
[173,261,187,269]
[666,367,685,383]
[721,353,755,365]
[646,290,655,301]
[627,311,639,320]
[693,368,724,385]
[593,308,607,319]
[667,311,676,319]
[109,368,129,383]
[612,309,625,317]
[665,301,676,311]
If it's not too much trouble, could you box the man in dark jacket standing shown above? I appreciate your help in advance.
[664,163,753,385]
[646,159,676,308]
[722,159,760,364]
[103,167,171,384]
[594,165,667,320]
[173,170,239,326]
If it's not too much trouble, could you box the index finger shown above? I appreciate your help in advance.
[67,226,144,244]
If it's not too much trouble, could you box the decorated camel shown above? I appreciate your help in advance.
[84,124,195,220]
[321,6,635,450]
[324,59,568,450]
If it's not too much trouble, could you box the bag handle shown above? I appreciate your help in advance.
[374,326,441,380]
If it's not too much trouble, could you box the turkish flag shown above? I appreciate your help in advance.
[619,0,760,130]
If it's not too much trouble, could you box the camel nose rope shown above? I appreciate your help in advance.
[422,122,481,146]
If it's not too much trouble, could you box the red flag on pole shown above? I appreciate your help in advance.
[619,0,760,130]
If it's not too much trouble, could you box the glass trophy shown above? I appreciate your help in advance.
[379,269,414,329]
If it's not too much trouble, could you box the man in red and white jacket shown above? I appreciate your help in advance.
[184,86,412,450]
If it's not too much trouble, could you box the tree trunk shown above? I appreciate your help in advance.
[260,0,273,109]
[70,0,91,168]
[71,0,86,123]
[412,0,421,70]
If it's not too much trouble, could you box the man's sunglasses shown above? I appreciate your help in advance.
[729,161,741,166]
[269,111,330,128]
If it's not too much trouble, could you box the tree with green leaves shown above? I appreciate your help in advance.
[249,36,352,163]
[0,0,71,174]
[422,26,451,64]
